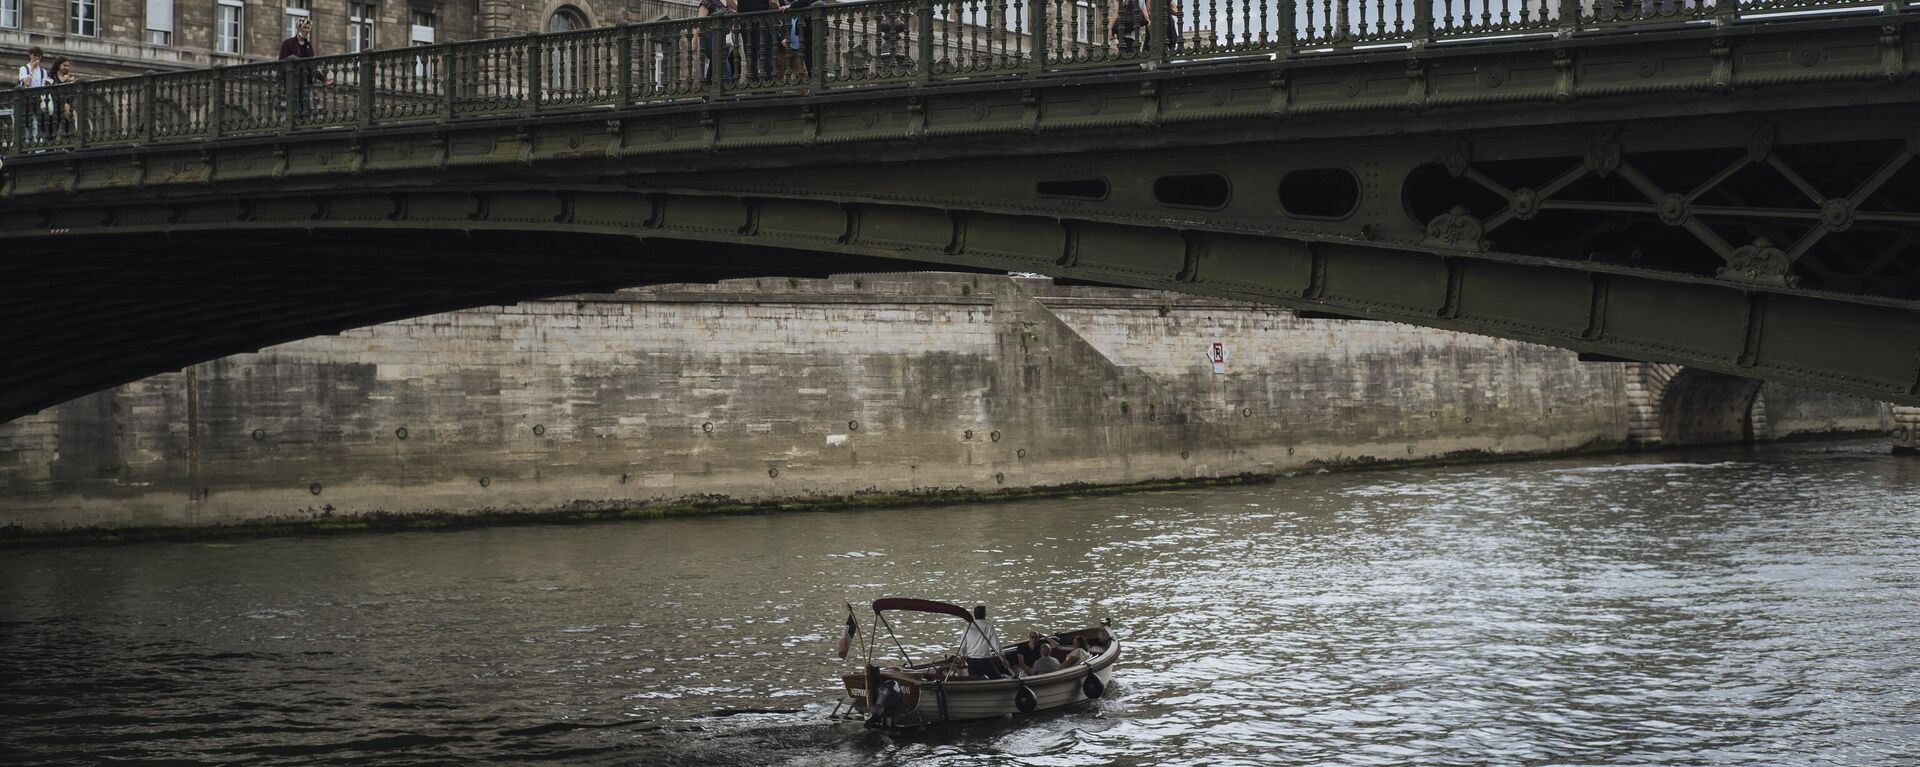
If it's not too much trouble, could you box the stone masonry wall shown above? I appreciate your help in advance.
[0,274,1885,533]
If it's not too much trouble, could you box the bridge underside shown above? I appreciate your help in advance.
[10,32,1920,420]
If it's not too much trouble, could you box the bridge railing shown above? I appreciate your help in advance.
[1,0,1906,154]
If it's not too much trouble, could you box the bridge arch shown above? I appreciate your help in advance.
[1626,363,1770,449]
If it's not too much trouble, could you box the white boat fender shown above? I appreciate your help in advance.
[1082,673,1106,699]
[1014,684,1038,713]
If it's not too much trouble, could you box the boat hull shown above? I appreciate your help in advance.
[843,627,1119,726]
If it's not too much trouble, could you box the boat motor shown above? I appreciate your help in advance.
[866,680,906,728]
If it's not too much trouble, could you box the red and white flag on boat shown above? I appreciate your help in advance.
[835,603,858,659]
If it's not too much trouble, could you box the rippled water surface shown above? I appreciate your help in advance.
[7,440,1920,765]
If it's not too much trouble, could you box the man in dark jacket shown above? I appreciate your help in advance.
[278,19,324,120]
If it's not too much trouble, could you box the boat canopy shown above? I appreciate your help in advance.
[871,598,974,622]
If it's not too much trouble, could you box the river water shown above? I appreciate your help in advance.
[5,440,1920,766]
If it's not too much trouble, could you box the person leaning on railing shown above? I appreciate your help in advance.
[278,18,333,120]
[698,0,738,86]
[50,58,77,140]
[16,45,49,144]
[737,0,790,85]
[1109,0,1148,56]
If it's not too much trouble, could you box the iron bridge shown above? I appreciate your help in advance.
[5,0,1920,422]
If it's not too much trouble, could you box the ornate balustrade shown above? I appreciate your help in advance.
[0,0,1909,154]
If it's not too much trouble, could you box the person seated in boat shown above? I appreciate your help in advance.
[1027,639,1063,675]
[959,605,1011,679]
[1014,630,1050,673]
[1063,636,1092,666]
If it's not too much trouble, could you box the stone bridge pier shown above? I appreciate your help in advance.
[1893,407,1920,455]
[1625,363,1894,451]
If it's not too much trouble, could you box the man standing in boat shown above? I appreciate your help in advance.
[960,605,1010,679]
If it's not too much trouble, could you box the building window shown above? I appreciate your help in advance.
[410,10,434,45]
[284,0,311,41]
[409,12,435,77]
[546,6,586,33]
[146,0,174,45]
[217,0,243,54]
[2,0,19,29]
[349,2,375,53]
[69,0,97,36]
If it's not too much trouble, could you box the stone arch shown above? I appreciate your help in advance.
[1658,368,1767,446]
[545,2,593,32]
[1625,362,1768,448]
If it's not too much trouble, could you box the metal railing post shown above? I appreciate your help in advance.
[1559,0,1583,34]
[442,48,456,120]
[359,54,375,128]
[1278,0,1296,58]
[810,10,828,92]
[1716,0,1739,25]
[616,24,634,105]
[7,88,22,152]
[73,82,88,149]
[1415,0,1435,46]
[709,19,728,99]
[140,74,156,144]
[917,0,935,83]
[283,59,299,132]
[528,40,542,113]
[209,67,226,139]
[1149,0,1170,65]
[1029,0,1049,73]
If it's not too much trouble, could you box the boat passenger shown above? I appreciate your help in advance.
[1028,640,1063,675]
[1064,636,1091,666]
[1014,631,1050,673]
[960,605,1010,679]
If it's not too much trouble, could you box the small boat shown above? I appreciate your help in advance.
[836,598,1120,728]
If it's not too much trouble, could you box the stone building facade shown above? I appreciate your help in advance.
[2,0,695,81]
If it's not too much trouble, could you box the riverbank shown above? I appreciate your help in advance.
[0,274,1890,537]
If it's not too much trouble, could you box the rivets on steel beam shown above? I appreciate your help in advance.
[1510,188,1540,221]
[768,467,780,478]
[964,429,974,440]
[1658,194,1689,226]
[1016,449,1027,459]
[994,472,1005,484]
[702,422,714,434]
[395,427,408,440]
[309,482,322,496]
[479,477,490,487]
[1821,199,1854,232]
[532,424,546,436]
[848,420,860,432]
[1180,451,1190,460]
[990,430,1001,442]
[251,429,265,441]
[1241,408,1253,418]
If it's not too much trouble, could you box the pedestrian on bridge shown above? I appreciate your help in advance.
[698,0,738,87]
[278,18,330,121]
[15,46,49,145]
[737,0,790,85]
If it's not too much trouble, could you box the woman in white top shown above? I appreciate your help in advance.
[16,45,48,143]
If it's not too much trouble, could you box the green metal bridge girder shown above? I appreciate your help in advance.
[7,9,1920,420]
